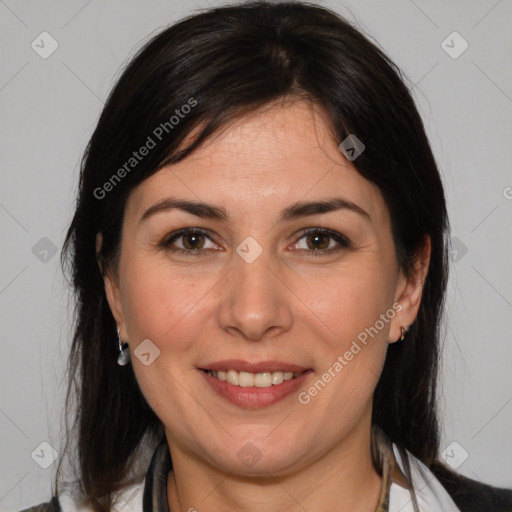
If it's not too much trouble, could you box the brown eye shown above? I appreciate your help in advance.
[162,228,218,255]
[181,232,206,250]
[293,228,351,256]
[305,232,331,250]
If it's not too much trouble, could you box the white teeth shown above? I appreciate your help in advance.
[254,372,272,387]
[226,370,238,386]
[206,369,304,388]
[238,371,255,387]
[272,372,284,385]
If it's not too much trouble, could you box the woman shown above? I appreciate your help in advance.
[21,1,512,511]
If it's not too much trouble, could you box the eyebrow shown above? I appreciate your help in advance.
[139,197,371,224]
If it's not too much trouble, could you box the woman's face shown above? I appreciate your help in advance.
[104,100,428,476]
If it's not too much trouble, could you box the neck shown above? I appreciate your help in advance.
[166,416,383,512]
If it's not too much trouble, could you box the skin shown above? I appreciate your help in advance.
[102,99,430,512]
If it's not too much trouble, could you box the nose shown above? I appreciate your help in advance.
[218,245,293,342]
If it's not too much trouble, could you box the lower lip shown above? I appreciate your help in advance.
[199,370,313,408]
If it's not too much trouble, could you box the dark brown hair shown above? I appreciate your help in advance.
[55,2,511,511]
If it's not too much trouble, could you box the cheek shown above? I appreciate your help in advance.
[301,261,395,347]
[296,277,391,440]
[121,261,210,348]
[293,261,395,411]
[118,259,216,422]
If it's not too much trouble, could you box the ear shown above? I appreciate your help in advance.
[389,235,431,343]
[96,232,128,340]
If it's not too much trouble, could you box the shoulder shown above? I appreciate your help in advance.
[19,480,144,512]
[19,496,61,512]
[393,444,512,512]
[428,460,512,512]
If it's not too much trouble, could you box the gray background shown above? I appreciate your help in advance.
[1,0,511,509]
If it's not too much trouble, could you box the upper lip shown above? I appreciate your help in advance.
[200,359,309,373]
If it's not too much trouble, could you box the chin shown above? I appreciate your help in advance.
[200,436,310,477]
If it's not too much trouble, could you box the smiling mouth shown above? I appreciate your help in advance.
[203,369,307,388]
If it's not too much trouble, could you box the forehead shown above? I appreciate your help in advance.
[125,100,388,226]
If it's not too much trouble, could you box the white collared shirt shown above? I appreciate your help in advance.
[389,444,461,511]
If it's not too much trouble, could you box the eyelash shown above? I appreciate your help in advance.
[161,228,351,257]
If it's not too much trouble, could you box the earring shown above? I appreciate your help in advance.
[400,326,407,342]
[116,327,130,366]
